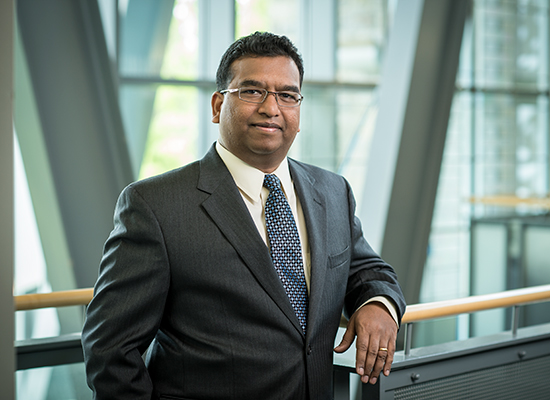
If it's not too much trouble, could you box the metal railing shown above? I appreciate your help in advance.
[399,284,550,354]
[15,284,550,356]
[14,284,550,399]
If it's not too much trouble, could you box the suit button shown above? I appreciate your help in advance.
[307,345,312,355]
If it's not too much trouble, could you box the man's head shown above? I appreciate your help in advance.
[216,31,304,91]
[212,32,304,173]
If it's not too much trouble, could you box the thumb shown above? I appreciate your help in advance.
[334,319,356,353]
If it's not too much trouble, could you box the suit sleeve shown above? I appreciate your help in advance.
[342,179,406,324]
[81,185,170,400]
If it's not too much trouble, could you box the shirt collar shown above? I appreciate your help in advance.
[216,141,294,202]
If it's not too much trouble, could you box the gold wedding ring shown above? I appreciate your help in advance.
[379,347,388,352]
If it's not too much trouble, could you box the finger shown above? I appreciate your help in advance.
[333,320,356,353]
[359,337,380,384]
[368,346,389,384]
[383,341,396,377]
[354,332,374,380]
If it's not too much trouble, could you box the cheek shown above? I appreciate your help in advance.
[220,107,237,133]
[285,111,301,133]
[222,104,249,129]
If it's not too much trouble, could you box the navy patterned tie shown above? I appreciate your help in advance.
[263,174,308,333]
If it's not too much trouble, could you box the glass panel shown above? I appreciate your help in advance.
[413,317,459,348]
[337,0,392,83]
[160,0,199,80]
[473,93,547,205]
[289,87,376,208]
[14,136,60,341]
[235,0,299,42]
[421,91,473,303]
[138,85,199,179]
[474,0,549,90]
[17,363,91,400]
[119,0,198,80]
[523,225,550,326]
[422,0,550,346]
[292,87,338,171]
[335,89,377,208]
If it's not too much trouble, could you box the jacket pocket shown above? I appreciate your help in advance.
[328,246,350,269]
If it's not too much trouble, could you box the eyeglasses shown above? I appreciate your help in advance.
[219,87,303,107]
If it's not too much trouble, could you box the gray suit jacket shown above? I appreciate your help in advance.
[82,144,405,400]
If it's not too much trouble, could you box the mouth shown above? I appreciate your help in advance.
[251,122,282,132]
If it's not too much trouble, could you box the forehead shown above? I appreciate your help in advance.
[228,56,300,88]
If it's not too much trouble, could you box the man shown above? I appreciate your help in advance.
[82,32,406,400]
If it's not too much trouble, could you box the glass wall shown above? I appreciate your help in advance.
[15,1,394,398]
[418,0,550,347]
[116,0,394,206]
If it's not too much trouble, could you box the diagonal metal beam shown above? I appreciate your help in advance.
[17,0,133,288]
[360,0,469,304]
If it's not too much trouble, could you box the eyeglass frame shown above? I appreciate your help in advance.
[219,87,304,108]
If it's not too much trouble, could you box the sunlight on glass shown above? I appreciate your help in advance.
[160,0,198,80]
[235,0,299,42]
[473,0,549,90]
[337,0,391,83]
[139,86,199,179]
[336,90,377,204]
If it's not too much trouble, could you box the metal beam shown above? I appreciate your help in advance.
[0,0,15,397]
[360,0,468,304]
[14,22,82,335]
[16,334,83,371]
[17,0,133,288]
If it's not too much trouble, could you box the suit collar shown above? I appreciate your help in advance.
[215,142,294,204]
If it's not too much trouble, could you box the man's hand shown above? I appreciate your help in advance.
[333,302,398,385]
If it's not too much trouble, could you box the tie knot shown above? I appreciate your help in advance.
[263,174,281,191]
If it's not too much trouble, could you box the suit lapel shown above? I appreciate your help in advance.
[289,160,329,340]
[197,146,304,335]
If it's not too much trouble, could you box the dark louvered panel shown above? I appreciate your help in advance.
[394,356,550,400]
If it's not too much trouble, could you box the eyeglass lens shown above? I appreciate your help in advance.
[239,88,301,106]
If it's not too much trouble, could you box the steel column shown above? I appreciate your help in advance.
[0,0,15,397]
[360,0,469,304]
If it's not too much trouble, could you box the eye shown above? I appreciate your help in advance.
[279,92,300,101]
[241,88,263,96]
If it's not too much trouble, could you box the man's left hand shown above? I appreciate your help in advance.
[333,302,398,384]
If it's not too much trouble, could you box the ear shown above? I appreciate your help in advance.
[211,92,223,123]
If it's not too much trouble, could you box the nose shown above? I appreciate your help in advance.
[257,92,280,116]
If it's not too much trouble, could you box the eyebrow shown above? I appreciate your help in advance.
[239,79,301,93]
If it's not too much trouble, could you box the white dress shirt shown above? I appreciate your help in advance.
[216,142,398,325]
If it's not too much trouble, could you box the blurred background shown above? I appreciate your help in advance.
[4,0,550,398]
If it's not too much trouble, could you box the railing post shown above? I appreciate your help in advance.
[333,367,350,400]
[511,305,520,338]
[404,322,414,356]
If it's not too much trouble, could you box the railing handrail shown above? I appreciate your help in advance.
[14,284,550,324]
[402,284,550,323]
[15,288,93,311]
[468,195,550,208]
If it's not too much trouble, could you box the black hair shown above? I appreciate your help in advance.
[215,31,304,91]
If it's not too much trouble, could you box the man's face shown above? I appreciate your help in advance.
[211,56,301,172]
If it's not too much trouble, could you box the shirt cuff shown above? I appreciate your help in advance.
[358,296,399,327]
